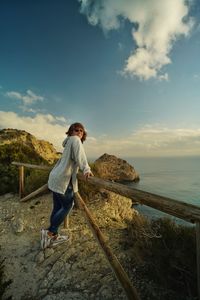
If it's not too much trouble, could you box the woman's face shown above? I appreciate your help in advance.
[72,127,84,140]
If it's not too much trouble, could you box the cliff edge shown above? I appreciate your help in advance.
[0,128,60,164]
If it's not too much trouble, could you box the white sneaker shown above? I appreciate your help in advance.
[50,234,69,247]
[40,229,52,250]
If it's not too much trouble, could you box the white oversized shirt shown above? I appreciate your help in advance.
[48,135,91,194]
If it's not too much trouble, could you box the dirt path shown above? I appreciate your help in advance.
[0,192,137,300]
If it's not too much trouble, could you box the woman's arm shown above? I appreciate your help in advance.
[71,136,92,176]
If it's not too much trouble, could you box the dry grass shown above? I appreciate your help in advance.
[125,215,197,300]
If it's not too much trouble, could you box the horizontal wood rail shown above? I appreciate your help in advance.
[12,161,51,170]
[20,184,48,202]
[81,175,200,224]
[12,162,200,224]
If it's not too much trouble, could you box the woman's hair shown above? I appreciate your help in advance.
[66,122,87,143]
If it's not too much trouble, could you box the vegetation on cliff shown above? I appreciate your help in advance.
[0,128,59,164]
[126,216,197,300]
[0,129,59,195]
[0,258,12,299]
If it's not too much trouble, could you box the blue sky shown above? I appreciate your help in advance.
[0,0,200,158]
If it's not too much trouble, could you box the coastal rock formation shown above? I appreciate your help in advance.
[0,128,60,195]
[93,153,140,182]
[0,128,59,164]
[89,188,138,226]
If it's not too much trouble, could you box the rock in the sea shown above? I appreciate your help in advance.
[93,153,139,182]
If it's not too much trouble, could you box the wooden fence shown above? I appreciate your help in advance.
[12,161,200,299]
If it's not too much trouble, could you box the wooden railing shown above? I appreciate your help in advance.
[12,161,200,299]
[12,162,140,299]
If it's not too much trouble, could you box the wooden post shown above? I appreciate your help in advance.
[19,166,24,198]
[196,221,200,300]
[64,215,69,229]
[63,201,75,229]
[12,161,51,171]
[75,192,140,300]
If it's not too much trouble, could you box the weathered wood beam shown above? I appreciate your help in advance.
[81,176,200,224]
[20,183,48,202]
[12,160,200,223]
[75,192,140,300]
[12,161,51,170]
[12,162,200,223]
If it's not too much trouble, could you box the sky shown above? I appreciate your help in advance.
[0,0,200,158]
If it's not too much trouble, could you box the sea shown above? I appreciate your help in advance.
[124,156,200,223]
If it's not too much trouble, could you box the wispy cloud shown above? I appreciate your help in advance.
[193,74,200,81]
[86,125,200,157]
[0,111,199,157]
[118,42,124,51]
[6,89,44,106]
[0,111,68,149]
[79,0,194,81]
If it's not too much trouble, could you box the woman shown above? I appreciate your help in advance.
[41,122,93,249]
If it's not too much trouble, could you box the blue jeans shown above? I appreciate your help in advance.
[48,185,74,234]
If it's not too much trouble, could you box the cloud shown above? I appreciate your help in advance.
[6,89,44,106]
[86,125,200,158]
[118,42,124,51]
[79,0,194,80]
[0,110,199,157]
[0,111,69,150]
[193,74,200,81]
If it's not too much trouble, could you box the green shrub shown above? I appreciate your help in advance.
[0,142,46,165]
[0,258,12,299]
[24,169,50,195]
[127,216,197,300]
[0,142,50,195]
[0,164,19,195]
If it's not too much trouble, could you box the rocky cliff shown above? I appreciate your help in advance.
[0,128,60,164]
[0,128,60,195]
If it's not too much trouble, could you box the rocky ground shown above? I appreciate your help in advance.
[0,190,141,300]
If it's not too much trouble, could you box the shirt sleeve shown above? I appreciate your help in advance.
[71,136,91,174]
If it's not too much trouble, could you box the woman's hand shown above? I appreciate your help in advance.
[84,171,94,180]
